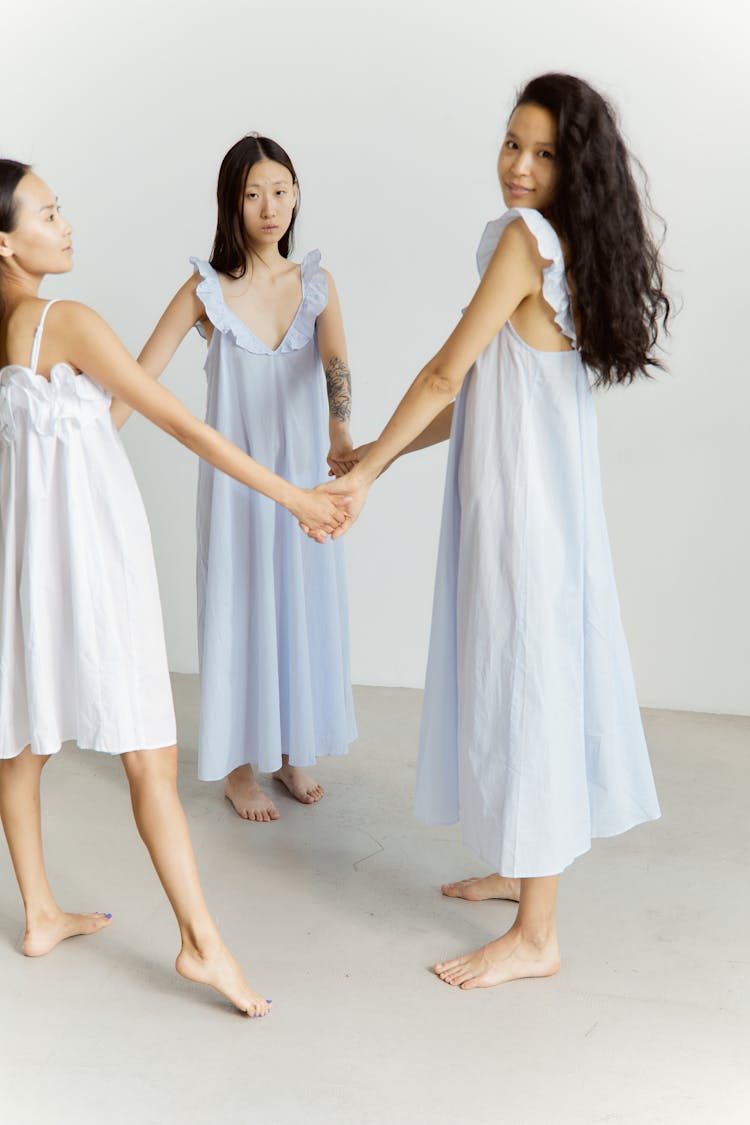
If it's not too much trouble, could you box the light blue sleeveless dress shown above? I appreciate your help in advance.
[415,210,661,878]
[190,252,357,781]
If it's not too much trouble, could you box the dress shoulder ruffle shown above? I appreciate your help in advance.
[476,210,577,346]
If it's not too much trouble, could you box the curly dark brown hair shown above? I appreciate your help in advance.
[515,74,670,386]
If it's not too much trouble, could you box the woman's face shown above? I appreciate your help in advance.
[241,159,298,249]
[498,104,559,214]
[0,172,74,276]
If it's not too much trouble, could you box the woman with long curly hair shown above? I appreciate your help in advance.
[322,73,668,988]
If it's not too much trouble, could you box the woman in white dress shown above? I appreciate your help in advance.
[0,160,350,1015]
[323,74,668,989]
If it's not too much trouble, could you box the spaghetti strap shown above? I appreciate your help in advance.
[29,299,61,374]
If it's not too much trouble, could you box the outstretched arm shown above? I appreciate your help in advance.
[110,274,205,430]
[57,302,351,539]
[322,220,546,534]
[316,271,356,476]
[350,403,455,476]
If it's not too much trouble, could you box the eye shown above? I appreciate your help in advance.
[246,191,259,199]
[276,190,286,196]
[505,139,518,150]
[539,150,555,160]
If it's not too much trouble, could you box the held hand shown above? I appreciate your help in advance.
[327,440,373,477]
[288,488,352,544]
[313,471,370,539]
[326,435,358,478]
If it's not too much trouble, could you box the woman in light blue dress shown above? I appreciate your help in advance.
[325,74,668,989]
[139,136,357,821]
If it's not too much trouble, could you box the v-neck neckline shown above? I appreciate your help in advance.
[217,261,306,355]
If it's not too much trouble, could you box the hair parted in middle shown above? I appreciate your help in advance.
[209,134,299,279]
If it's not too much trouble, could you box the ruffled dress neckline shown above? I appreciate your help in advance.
[190,251,328,356]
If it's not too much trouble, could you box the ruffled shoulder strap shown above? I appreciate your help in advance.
[476,209,577,346]
[282,249,328,353]
[189,256,258,351]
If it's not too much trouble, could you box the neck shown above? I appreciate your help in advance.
[245,243,286,275]
[1,269,42,314]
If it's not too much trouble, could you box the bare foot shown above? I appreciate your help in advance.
[176,941,271,1018]
[434,925,560,989]
[441,874,521,902]
[225,768,280,822]
[272,762,324,804]
[23,910,113,957]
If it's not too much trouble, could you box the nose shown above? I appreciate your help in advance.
[511,148,533,177]
[260,195,276,218]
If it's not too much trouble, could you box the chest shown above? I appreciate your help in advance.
[219,267,303,353]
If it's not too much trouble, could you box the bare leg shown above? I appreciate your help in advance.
[0,747,111,956]
[272,754,324,804]
[121,746,270,1016]
[224,764,280,822]
[434,875,561,989]
[441,874,521,902]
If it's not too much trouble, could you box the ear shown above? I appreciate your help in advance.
[0,232,14,259]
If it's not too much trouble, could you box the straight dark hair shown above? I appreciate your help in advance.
[514,74,670,387]
[0,159,31,322]
[209,135,299,279]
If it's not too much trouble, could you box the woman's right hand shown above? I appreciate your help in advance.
[288,488,352,543]
[311,471,371,539]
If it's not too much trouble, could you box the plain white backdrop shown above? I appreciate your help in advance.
[3,0,748,715]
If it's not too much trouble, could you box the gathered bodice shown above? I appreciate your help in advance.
[0,363,112,445]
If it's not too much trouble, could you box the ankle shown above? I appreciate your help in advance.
[514,919,557,950]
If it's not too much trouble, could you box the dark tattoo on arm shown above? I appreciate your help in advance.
[325,356,352,423]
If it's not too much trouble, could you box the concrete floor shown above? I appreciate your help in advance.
[0,680,748,1125]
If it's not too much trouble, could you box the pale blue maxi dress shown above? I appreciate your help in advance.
[190,251,357,781]
[414,210,661,878]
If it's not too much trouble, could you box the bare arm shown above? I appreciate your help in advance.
[321,220,546,531]
[56,302,350,537]
[316,270,356,475]
[109,274,206,430]
[350,404,455,478]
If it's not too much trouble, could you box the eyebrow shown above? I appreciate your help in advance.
[506,130,556,147]
[38,200,59,212]
[245,180,291,188]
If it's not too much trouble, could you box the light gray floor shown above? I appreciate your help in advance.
[0,681,748,1125]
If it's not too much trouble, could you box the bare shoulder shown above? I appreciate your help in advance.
[497,215,552,267]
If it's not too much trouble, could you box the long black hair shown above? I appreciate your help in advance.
[0,159,31,322]
[209,135,299,278]
[514,74,670,387]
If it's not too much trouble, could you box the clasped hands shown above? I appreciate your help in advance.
[294,443,372,543]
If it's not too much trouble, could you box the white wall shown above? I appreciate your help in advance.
[4,0,748,714]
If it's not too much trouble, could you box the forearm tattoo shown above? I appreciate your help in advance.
[325,356,352,423]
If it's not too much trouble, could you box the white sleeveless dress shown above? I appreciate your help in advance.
[415,210,661,878]
[0,300,176,758]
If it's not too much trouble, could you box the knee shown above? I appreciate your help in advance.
[121,745,178,788]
